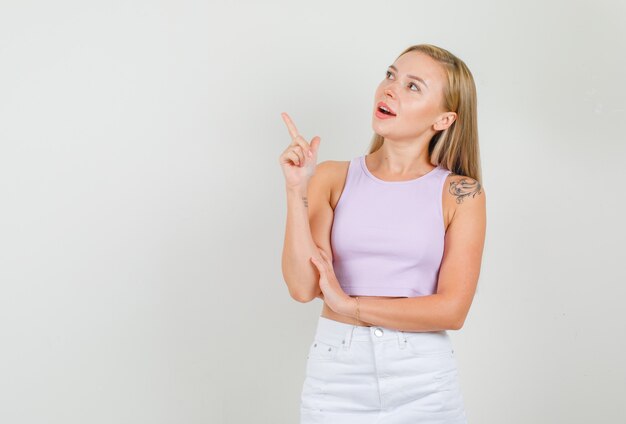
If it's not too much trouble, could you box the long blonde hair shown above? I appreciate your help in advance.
[368,44,482,184]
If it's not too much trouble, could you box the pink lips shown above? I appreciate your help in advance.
[375,101,397,119]
[377,101,396,115]
[375,109,395,119]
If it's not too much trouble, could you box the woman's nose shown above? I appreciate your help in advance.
[384,87,396,99]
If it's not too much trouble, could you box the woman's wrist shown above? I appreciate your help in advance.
[345,296,360,324]
[285,184,308,195]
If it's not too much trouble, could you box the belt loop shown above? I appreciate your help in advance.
[397,329,407,349]
[343,324,356,350]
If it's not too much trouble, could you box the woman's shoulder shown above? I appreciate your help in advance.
[315,160,351,211]
[316,159,352,180]
[442,170,485,232]
[442,170,484,205]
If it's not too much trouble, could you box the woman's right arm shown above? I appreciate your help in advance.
[282,162,335,302]
[278,112,331,303]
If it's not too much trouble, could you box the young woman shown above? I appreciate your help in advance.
[279,43,486,424]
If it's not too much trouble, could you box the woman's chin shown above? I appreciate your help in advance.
[371,122,393,136]
[372,120,387,133]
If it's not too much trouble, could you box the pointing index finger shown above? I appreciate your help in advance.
[281,112,301,141]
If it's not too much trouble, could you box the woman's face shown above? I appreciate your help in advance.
[372,51,451,141]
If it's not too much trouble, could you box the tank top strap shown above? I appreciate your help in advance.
[435,165,453,225]
[333,156,360,212]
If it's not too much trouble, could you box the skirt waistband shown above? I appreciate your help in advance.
[314,316,452,352]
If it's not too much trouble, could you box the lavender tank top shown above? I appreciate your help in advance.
[330,155,451,297]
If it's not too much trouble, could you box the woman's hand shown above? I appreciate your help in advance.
[278,112,321,190]
[310,248,355,317]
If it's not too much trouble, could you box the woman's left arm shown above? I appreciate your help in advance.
[312,179,486,332]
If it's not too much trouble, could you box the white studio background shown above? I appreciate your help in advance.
[1,1,625,423]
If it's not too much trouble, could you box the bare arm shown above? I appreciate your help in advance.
[282,184,323,302]
[279,113,334,303]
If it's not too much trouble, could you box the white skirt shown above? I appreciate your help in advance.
[300,316,468,424]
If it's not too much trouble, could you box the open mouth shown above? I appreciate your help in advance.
[377,104,396,116]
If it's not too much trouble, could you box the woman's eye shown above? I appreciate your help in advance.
[409,82,420,92]
[385,70,393,79]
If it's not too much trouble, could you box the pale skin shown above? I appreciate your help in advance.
[280,50,486,332]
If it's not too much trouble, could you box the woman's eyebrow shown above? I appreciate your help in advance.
[388,65,429,89]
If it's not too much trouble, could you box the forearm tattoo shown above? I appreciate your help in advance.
[448,173,483,204]
[302,196,308,208]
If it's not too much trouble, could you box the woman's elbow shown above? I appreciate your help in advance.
[290,286,321,303]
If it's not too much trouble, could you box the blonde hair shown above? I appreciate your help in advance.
[367,44,482,184]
